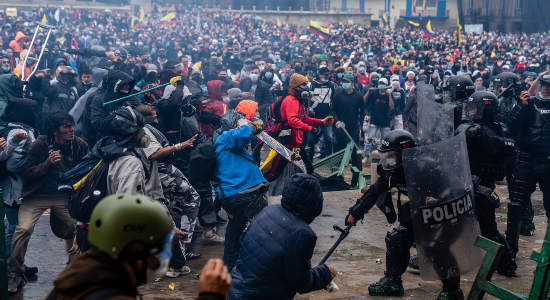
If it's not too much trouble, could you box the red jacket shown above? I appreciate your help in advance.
[280,95,322,148]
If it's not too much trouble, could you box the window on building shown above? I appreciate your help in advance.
[483,0,490,9]
[342,0,347,11]
[515,0,522,9]
[498,0,506,16]
[468,0,474,9]
[425,0,437,7]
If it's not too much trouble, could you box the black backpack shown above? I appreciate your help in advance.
[0,126,31,181]
[187,139,218,183]
[68,159,110,222]
[267,97,291,145]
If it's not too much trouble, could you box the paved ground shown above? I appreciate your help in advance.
[7,181,549,299]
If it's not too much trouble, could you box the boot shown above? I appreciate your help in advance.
[433,289,464,300]
[408,255,419,270]
[494,234,517,277]
[368,276,405,296]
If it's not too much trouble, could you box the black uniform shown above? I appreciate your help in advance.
[506,97,550,259]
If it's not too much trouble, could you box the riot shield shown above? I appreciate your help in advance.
[402,133,484,281]
[416,83,455,146]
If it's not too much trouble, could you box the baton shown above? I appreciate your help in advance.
[496,82,515,99]
[318,224,353,293]
[102,82,171,106]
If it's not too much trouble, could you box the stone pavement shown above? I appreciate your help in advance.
[7,184,548,299]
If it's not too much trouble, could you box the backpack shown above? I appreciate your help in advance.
[267,97,291,145]
[68,159,110,222]
[0,126,32,181]
[187,139,218,183]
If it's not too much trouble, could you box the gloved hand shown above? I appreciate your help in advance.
[310,126,323,137]
[323,116,334,125]
[170,76,183,87]
[345,214,358,226]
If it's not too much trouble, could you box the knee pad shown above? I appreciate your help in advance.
[385,226,410,251]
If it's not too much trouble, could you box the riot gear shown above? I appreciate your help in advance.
[461,91,499,121]
[55,66,77,85]
[493,72,521,98]
[379,130,415,171]
[447,75,475,102]
[536,71,550,101]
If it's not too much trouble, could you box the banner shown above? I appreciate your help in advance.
[6,8,17,17]
[464,24,483,34]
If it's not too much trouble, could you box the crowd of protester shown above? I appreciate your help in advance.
[0,4,548,299]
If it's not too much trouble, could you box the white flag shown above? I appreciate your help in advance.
[54,9,60,22]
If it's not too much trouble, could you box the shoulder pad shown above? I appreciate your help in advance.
[494,121,510,134]
[456,123,481,136]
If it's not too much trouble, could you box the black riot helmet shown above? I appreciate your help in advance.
[537,71,550,101]
[462,91,499,121]
[493,72,521,97]
[448,75,475,102]
[379,130,416,171]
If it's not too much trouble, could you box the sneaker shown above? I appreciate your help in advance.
[184,247,203,260]
[200,230,225,245]
[23,266,38,277]
[433,289,464,300]
[7,272,22,293]
[408,255,419,269]
[216,214,228,224]
[362,157,369,164]
[368,276,404,296]
[165,266,191,278]
[194,223,203,234]
[314,153,326,159]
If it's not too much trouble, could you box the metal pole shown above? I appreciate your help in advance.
[102,83,171,106]
[0,190,8,299]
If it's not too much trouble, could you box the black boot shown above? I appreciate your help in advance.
[494,234,517,277]
[408,255,419,269]
[435,277,463,300]
[368,276,404,296]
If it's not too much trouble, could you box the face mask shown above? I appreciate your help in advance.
[83,81,92,86]
[120,89,129,94]
[116,41,121,46]
[336,73,343,79]
[145,232,173,284]
[391,82,400,90]
[359,67,366,73]
[320,64,327,68]
[125,43,131,47]
[138,42,143,46]
[383,158,397,170]
[274,55,280,60]
[250,74,259,82]
[371,79,379,86]
[435,94,441,100]
[108,42,113,45]
[222,95,231,104]
[378,85,387,90]
[294,66,302,72]
[2,66,10,73]
[259,66,264,72]
[218,76,227,81]
[265,72,272,79]
[321,78,329,83]
[159,54,166,59]
[342,83,351,90]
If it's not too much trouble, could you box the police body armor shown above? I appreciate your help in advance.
[456,122,516,183]
[402,132,484,281]
[516,99,550,150]
[495,96,515,124]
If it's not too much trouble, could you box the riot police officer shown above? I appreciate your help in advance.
[493,72,536,236]
[446,75,476,130]
[455,91,517,277]
[346,130,464,300]
[505,70,550,276]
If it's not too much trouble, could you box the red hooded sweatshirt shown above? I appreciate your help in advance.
[280,94,322,148]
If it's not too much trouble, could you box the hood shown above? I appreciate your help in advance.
[28,74,43,89]
[109,106,144,146]
[236,100,258,121]
[281,173,324,224]
[207,80,223,102]
[14,32,26,43]
[0,74,23,102]
[91,68,108,87]
[104,70,136,103]
[53,57,67,68]
[19,50,28,62]
[90,38,99,46]
[6,98,37,131]
[52,250,136,300]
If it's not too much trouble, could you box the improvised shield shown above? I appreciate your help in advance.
[416,83,455,146]
[402,133,484,281]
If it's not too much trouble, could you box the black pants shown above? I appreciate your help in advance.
[264,145,313,182]
[221,190,268,270]
[192,180,217,226]
[75,227,95,253]
[335,126,360,168]
[169,215,186,269]
[506,151,550,253]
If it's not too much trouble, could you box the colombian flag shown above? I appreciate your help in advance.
[422,0,426,11]
[127,16,141,29]
[413,0,417,13]
[309,20,330,39]
[424,20,434,38]
[160,12,177,23]
[408,20,420,26]
[381,13,389,29]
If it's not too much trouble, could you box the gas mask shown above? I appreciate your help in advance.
[135,130,151,148]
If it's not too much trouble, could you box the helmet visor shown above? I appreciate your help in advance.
[537,82,550,100]
[462,101,484,121]
[380,150,399,171]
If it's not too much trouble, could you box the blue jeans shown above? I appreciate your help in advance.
[5,206,19,261]
[364,124,390,156]
[308,124,333,160]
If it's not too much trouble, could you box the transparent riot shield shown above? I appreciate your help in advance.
[402,133,484,281]
[416,82,455,146]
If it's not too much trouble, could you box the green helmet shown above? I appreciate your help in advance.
[88,194,173,256]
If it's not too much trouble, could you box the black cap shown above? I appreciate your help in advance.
[318,67,331,75]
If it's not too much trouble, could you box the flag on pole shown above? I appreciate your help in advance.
[413,0,417,13]
[160,12,177,23]
[408,20,420,26]
[424,20,434,38]
[139,7,144,22]
[127,16,141,29]
[381,13,389,29]
[54,9,60,22]
[309,20,330,39]
[41,14,47,24]
[457,18,462,45]
[277,17,281,27]
[422,0,426,11]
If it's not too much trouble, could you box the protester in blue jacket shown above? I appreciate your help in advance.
[228,173,336,300]
[213,112,268,270]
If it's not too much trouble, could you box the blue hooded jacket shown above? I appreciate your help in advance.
[228,173,332,300]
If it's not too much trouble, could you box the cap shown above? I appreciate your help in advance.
[379,78,389,85]
[318,67,331,75]
[228,88,243,101]
[502,65,511,70]
[342,73,355,81]
[146,64,157,73]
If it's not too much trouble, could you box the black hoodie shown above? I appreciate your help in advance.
[90,70,137,142]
